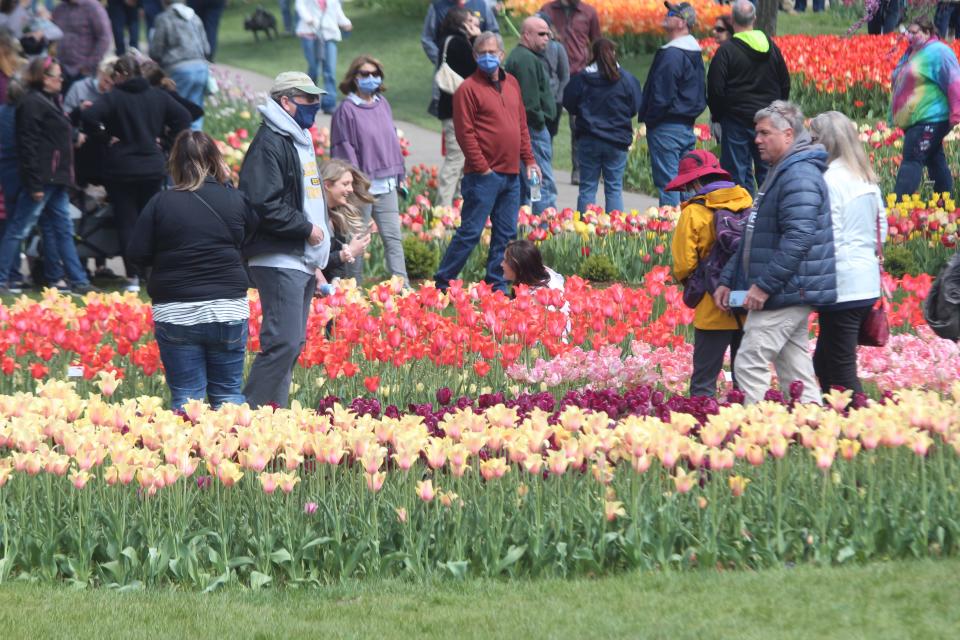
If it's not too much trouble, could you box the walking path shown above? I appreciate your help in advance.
[215,64,659,212]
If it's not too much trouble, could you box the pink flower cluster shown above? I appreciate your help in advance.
[856,326,960,392]
[506,341,696,394]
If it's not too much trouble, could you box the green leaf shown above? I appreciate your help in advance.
[250,571,272,590]
[302,537,334,551]
[495,545,527,573]
[227,556,255,569]
[441,560,469,580]
[117,581,144,593]
[270,549,292,564]
[836,546,856,564]
[203,572,230,593]
[120,547,139,566]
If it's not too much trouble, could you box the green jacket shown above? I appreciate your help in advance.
[504,45,556,131]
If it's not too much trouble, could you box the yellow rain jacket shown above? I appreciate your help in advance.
[671,185,753,331]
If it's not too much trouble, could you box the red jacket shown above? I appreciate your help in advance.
[540,0,601,75]
[453,68,535,176]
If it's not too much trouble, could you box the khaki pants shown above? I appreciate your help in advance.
[734,305,822,405]
[436,118,465,208]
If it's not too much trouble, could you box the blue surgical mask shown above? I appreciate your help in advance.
[477,53,500,74]
[293,101,321,129]
[357,75,382,95]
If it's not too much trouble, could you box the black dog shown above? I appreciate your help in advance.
[244,7,279,42]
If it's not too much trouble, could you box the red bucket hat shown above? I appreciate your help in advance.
[665,149,731,191]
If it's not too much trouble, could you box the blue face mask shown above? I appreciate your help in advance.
[476,53,500,74]
[357,75,382,95]
[292,101,321,129]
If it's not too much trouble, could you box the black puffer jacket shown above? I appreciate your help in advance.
[238,123,313,259]
[707,33,791,127]
[16,90,73,193]
[80,77,191,181]
[436,30,476,121]
[720,135,837,309]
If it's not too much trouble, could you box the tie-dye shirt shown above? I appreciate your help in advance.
[891,38,960,129]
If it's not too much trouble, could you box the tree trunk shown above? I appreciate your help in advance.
[757,0,780,36]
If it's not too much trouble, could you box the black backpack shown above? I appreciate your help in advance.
[924,251,960,341]
[682,203,750,309]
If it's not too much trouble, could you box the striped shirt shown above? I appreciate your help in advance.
[151,298,250,326]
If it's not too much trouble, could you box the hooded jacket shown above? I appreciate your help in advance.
[638,34,706,127]
[563,64,642,150]
[16,90,74,193]
[707,30,791,127]
[672,184,753,330]
[80,77,191,181]
[720,132,837,309]
[149,3,210,70]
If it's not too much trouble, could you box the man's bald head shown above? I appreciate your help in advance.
[521,16,550,53]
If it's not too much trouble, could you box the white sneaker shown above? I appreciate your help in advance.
[124,277,141,293]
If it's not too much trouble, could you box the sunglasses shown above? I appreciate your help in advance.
[536,31,549,36]
[356,70,380,78]
[713,26,727,33]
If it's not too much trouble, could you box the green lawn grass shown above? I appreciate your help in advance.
[2,559,958,639]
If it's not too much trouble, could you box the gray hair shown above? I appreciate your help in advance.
[473,31,504,54]
[732,0,756,27]
[755,100,805,135]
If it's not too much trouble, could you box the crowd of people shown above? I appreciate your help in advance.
[0,0,957,411]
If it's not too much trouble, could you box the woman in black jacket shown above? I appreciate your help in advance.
[127,130,258,410]
[82,53,191,293]
[320,158,371,283]
[434,7,479,208]
[0,56,95,295]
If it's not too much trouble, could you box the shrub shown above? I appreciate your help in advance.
[580,254,620,283]
[403,236,440,281]
[884,245,919,279]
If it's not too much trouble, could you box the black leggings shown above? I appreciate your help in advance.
[813,304,873,395]
[107,178,163,277]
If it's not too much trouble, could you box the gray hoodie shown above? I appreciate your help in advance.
[149,3,210,70]
[248,99,331,272]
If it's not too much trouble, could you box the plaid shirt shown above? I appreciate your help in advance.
[52,0,112,77]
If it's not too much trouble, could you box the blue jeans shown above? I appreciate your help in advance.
[868,0,902,34]
[321,39,338,112]
[189,0,225,61]
[143,0,163,32]
[107,0,139,55]
[894,121,953,200]
[719,118,767,196]
[300,36,323,89]
[576,134,628,213]
[0,186,89,286]
[936,3,960,39]
[435,171,520,293]
[279,0,295,33]
[647,122,696,207]
[169,62,209,130]
[155,320,248,409]
[793,0,824,11]
[521,126,556,214]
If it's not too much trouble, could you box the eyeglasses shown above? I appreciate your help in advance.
[713,26,727,33]
[44,71,63,79]
[356,70,380,78]
[536,31,549,36]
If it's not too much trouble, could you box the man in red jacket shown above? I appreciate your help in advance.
[539,0,601,184]
[434,31,540,294]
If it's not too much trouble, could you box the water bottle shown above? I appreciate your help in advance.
[318,283,337,296]
[529,170,542,203]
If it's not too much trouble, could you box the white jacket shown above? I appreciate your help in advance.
[823,160,888,304]
[295,0,351,41]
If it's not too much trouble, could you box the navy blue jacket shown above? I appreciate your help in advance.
[720,138,837,309]
[563,66,642,150]
[638,35,706,127]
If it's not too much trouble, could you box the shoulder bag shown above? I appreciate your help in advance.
[435,36,465,95]
[858,201,891,347]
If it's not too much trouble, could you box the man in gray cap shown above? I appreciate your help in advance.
[638,2,706,207]
[239,71,330,408]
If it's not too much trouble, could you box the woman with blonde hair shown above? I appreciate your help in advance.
[809,111,887,395]
[127,130,258,409]
[320,158,372,283]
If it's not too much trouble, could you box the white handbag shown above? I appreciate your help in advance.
[435,36,464,95]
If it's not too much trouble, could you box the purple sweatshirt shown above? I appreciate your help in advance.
[329,95,405,180]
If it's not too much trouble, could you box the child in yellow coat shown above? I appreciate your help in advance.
[668,150,753,397]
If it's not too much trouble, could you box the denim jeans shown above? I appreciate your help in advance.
[576,134,628,213]
[792,0,824,10]
[936,3,960,39]
[107,0,139,55]
[867,0,902,34]
[0,186,89,286]
[435,171,520,293]
[155,320,248,410]
[300,36,323,88]
[143,0,163,33]
[279,0,295,33]
[647,122,696,207]
[894,121,953,199]
[521,126,556,215]
[189,0,225,61]
[320,39,338,113]
[169,61,209,131]
[719,118,767,196]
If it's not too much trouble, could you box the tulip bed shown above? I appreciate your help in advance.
[1,380,959,587]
